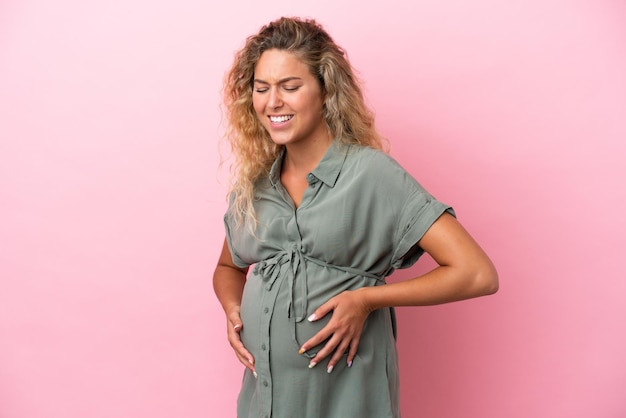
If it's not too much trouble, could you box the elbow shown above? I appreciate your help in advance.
[480,263,500,296]
[476,263,499,296]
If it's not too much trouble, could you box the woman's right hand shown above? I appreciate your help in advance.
[227,309,256,376]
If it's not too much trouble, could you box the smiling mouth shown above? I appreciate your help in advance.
[269,115,293,123]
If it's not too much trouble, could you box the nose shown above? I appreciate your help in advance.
[267,88,283,109]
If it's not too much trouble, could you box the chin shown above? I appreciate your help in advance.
[268,135,294,146]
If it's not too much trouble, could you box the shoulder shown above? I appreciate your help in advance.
[346,145,404,172]
[344,145,415,184]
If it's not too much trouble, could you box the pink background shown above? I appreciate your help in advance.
[1,0,625,417]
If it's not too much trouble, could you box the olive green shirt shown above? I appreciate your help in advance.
[225,141,453,418]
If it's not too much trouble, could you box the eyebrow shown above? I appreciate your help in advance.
[253,76,303,85]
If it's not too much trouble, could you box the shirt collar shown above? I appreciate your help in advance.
[268,141,350,188]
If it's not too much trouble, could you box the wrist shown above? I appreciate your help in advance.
[224,303,241,318]
[356,286,379,313]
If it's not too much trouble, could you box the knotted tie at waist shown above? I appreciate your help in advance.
[253,244,309,322]
[252,245,385,354]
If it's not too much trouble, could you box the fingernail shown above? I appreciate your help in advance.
[233,324,241,331]
[327,365,334,374]
[347,360,353,368]
[253,371,258,379]
[308,361,317,369]
[248,358,254,365]
[298,347,306,355]
[307,313,316,322]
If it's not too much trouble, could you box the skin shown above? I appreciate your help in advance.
[213,49,499,377]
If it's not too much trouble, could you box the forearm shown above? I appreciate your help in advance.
[213,265,247,316]
[360,263,498,311]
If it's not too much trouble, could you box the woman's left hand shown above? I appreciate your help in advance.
[299,288,372,373]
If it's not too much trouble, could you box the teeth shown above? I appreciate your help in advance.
[270,115,293,123]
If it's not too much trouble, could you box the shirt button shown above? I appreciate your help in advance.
[264,307,269,314]
[261,343,267,351]
[263,380,269,387]
[306,174,315,182]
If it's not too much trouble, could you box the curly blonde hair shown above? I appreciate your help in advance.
[223,16,386,231]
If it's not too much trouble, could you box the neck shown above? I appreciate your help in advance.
[282,135,333,175]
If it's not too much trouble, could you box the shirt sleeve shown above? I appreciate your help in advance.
[390,185,455,270]
[223,209,250,269]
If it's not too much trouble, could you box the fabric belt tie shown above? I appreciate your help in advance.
[253,244,308,322]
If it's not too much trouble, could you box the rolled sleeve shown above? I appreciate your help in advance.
[390,189,455,270]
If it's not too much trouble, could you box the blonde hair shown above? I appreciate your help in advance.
[223,16,386,231]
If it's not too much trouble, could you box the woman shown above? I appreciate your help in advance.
[213,16,498,418]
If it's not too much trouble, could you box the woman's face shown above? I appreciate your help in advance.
[252,49,329,148]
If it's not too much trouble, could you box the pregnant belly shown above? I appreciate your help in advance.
[239,272,333,362]
[239,264,380,365]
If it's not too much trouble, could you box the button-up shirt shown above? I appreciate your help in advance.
[225,141,453,418]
